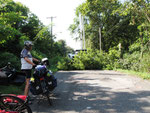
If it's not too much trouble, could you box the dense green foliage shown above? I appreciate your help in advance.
[57,48,120,70]
[62,0,150,74]
[0,0,73,71]
[1,0,150,77]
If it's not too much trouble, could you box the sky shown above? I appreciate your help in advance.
[13,0,125,50]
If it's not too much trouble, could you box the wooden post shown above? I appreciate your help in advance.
[99,27,102,52]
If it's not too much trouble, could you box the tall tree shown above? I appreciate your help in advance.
[0,0,29,55]
[69,0,139,52]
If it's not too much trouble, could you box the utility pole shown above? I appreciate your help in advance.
[79,14,83,49]
[80,14,86,50]
[99,27,102,52]
[46,16,56,37]
[82,15,86,49]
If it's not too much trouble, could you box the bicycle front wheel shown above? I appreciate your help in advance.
[0,95,32,113]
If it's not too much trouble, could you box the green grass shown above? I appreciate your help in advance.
[0,84,25,94]
[116,69,150,80]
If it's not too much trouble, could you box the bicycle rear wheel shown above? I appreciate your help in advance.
[45,93,52,106]
[0,95,32,113]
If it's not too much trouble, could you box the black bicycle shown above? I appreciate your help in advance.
[29,61,57,106]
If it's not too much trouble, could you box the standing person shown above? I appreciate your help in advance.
[21,41,39,96]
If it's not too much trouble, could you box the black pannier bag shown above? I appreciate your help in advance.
[29,65,57,94]
[0,64,25,85]
[45,71,57,91]
[30,78,43,95]
[30,65,47,95]
[0,70,9,85]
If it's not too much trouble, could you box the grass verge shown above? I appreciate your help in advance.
[116,69,150,80]
[0,84,24,94]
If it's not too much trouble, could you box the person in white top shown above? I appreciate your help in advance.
[21,41,39,96]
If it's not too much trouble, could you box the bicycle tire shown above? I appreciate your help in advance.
[0,95,32,113]
[45,93,52,106]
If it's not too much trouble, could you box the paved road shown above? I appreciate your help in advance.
[31,70,150,113]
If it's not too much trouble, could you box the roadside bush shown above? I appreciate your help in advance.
[115,52,140,71]
[139,53,150,72]
[57,48,121,70]
[114,42,142,71]
[73,49,108,70]
[72,49,93,70]
[0,52,20,70]
[57,46,149,72]
[49,56,64,72]
[49,56,63,66]
[57,57,74,70]
[114,41,150,73]
[72,53,85,70]
[94,50,107,69]
[105,48,121,70]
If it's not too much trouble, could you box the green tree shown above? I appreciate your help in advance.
[0,0,71,70]
[69,0,139,52]
[0,0,29,56]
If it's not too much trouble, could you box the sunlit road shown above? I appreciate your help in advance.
[31,70,150,113]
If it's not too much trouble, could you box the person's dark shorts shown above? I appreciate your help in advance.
[21,69,32,79]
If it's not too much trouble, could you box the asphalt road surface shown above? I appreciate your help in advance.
[30,70,150,113]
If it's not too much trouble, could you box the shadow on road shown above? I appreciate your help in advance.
[31,71,150,113]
